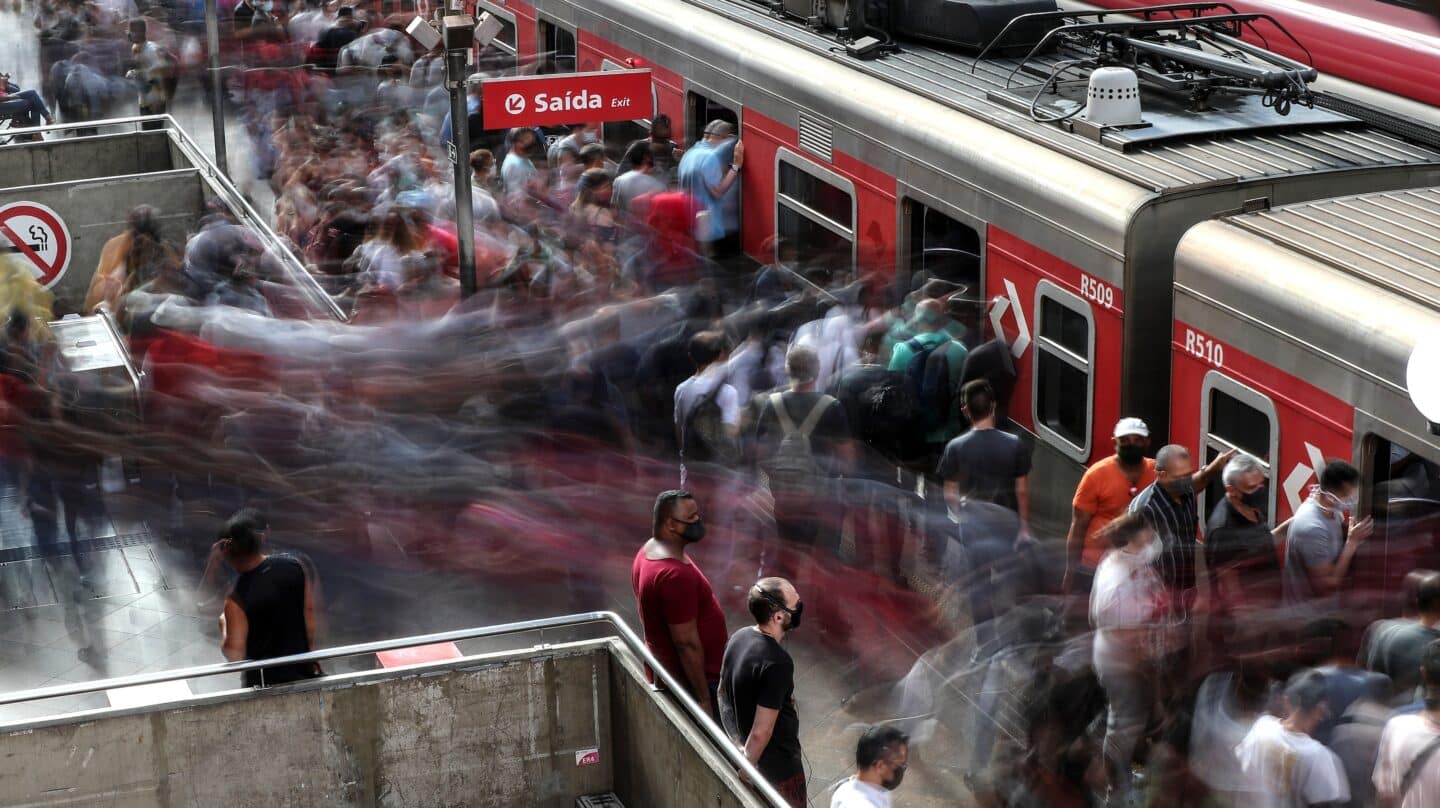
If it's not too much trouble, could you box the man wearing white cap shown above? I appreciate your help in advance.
[1062,417,1157,596]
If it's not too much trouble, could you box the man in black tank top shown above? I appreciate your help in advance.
[217,510,320,688]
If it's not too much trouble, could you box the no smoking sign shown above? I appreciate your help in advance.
[0,202,71,289]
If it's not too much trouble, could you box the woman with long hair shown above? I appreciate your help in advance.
[83,205,179,313]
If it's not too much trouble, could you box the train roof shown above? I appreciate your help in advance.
[685,0,1440,193]
[1174,188,1440,445]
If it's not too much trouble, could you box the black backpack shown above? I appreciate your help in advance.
[903,336,949,421]
[920,340,961,434]
[677,383,739,467]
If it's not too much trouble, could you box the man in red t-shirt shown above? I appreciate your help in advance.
[632,490,729,718]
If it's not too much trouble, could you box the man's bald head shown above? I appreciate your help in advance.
[913,298,946,333]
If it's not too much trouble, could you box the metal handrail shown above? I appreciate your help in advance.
[0,610,787,808]
[0,115,349,323]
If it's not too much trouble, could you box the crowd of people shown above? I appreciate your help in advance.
[0,1,1436,806]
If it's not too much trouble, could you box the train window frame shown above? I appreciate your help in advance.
[1198,371,1279,520]
[600,59,657,168]
[775,147,857,272]
[536,14,577,74]
[475,2,517,67]
[896,187,986,298]
[1032,280,1094,462]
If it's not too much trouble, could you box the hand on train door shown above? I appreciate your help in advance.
[1346,515,1374,546]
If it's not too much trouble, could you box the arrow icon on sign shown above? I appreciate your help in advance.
[988,279,1031,359]
[1283,442,1327,515]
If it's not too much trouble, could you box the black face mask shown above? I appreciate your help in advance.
[677,518,706,543]
[1239,487,1268,521]
[882,764,907,791]
[1116,444,1145,465]
[784,601,803,631]
[1163,477,1191,497]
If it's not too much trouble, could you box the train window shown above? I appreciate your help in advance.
[686,90,739,149]
[537,18,576,74]
[601,60,656,166]
[1198,372,1278,519]
[475,3,517,74]
[1033,281,1093,460]
[904,199,982,293]
[776,149,855,272]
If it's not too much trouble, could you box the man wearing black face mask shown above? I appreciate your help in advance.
[633,490,729,720]
[1205,452,1281,613]
[832,725,910,807]
[1064,417,1157,598]
[1127,443,1233,618]
[718,577,806,806]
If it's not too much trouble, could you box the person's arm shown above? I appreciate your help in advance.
[743,705,780,766]
[667,619,713,715]
[219,597,248,662]
[704,141,744,198]
[1305,518,1374,596]
[944,479,962,519]
[1015,475,1031,538]
[1063,506,1094,594]
[1193,447,1236,491]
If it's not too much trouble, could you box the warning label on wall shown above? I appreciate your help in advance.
[0,202,72,289]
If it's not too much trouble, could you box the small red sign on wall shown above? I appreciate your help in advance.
[575,748,601,767]
[481,69,652,129]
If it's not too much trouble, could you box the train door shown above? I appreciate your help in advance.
[1197,372,1279,521]
[600,60,656,168]
[536,15,577,74]
[1357,424,1440,608]
[898,190,985,343]
[776,149,855,277]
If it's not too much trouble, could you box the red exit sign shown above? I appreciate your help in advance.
[481,69,652,129]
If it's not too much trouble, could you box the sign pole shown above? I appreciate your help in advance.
[204,0,229,178]
[447,50,477,300]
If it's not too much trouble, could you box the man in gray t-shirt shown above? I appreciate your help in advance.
[1281,460,1371,607]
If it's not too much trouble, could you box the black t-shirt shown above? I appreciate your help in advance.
[230,555,316,687]
[936,427,1030,511]
[718,628,802,781]
[753,391,849,475]
[959,338,1017,415]
[1204,498,1279,574]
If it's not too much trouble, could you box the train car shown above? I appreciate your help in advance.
[483,0,1440,524]
[1077,0,1440,111]
[1171,187,1440,600]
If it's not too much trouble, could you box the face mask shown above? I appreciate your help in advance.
[1163,477,1191,497]
[678,518,705,543]
[581,131,598,144]
[784,601,803,631]
[1116,444,1145,465]
[882,764,907,791]
[1240,487,1268,519]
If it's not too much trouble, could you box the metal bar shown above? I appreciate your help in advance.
[0,610,788,807]
[204,0,229,177]
[447,50,478,299]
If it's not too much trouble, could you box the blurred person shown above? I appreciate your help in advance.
[719,577,806,807]
[1235,669,1350,808]
[84,204,179,313]
[958,296,1018,425]
[1190,651,1275,807]
[627,112,681,185]
[309,5,362,71]
[678,119,744,259]
[612,140,665,222]
[1330,696,1393,808]
[1300,617,1391,745]
[286,0,330,45]
[632,490,728,718]
[216,509,322,688]
[548,121,596,168]
[1206,452,1282,615]
[632,190,704,290]
[350,205,425,290]
[748,237,800,306]
[125,17,177,125]
[888,298,963,464]
[674,330,740,480]
[1063,416,1157,596]
[435,148,500,224]
[1372,639,1440,807]
[1362,571,1440,705]
[1090,512,1166,801]
[569,168,617,244]
[1282,460,1372,609]
[831,725,909,808]
[501,126,541,198]
[753,344,851,565]
[1127,443,1233,616]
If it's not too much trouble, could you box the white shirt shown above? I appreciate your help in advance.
[1235,714,1349,808]
[1090,544,1164,669]
[673,366,741,430]
[830,776,891,808]
[1374,713,1440,808]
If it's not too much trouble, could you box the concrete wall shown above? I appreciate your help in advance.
[0,131,182,188]
[0,170,207,315]
[0,639,761,808]
[608,641,766,808]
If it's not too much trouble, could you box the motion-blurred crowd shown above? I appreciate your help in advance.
[0,1,1438,806]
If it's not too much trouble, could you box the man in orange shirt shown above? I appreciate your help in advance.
[1062,417,1157,596]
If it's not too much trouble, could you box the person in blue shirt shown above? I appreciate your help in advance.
[677,119,744,258]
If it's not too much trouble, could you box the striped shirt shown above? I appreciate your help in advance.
[1128,481,1201,608]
